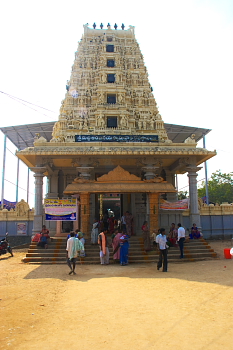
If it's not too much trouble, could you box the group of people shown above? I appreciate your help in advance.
[154,224,185,272]
[66,227,130,274]
[65,219,201,275]
[98,229,130,266]
[154,223,202,271]
[90,212,134,246]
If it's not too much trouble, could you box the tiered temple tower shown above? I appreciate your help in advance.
[51,24,169,143]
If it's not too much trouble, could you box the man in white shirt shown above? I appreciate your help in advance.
[66,231,84,275]
[121,213,126,233]
[156,228,168,272]
[177,223,185,259]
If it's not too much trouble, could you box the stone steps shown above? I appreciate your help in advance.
[22,237,218,264]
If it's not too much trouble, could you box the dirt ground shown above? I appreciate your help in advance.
[1,240,233,350]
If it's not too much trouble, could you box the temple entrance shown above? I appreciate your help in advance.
[96,193,121,221]
[64,165,177,237]
[95,193,139,234]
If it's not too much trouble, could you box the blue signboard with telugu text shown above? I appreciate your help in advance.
[75,135,159,143]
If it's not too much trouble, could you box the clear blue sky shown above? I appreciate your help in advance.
[0,0,233,204]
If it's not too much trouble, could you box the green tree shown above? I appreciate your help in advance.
[178,190,188,200]
[198,170,233,204]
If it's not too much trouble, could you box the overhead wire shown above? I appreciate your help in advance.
[0,90,57,120]
[0,90,56,112]
[4,178,34,195]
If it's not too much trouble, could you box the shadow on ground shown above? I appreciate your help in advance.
[22,258,233,287]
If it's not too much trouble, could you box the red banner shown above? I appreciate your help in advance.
[160,199,189,210]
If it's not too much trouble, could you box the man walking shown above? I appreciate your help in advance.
[156,228,168,272]
[177,223,186,259]
[66,231,84,275]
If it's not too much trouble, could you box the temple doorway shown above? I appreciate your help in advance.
[97,193,121,220]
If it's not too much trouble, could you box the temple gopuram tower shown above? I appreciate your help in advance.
[17,24,216,236]
[52,24,168,143]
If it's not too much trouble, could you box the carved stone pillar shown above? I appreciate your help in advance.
[141,158,162,180]
[79,192,90,237]
[142,165,159,180]
[148,192,159,234]
[187,166,202,228]
[76,167,94,180]
[30,167,46,234]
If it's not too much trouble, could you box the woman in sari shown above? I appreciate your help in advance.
[112,229,122,262]
[167,223,178,247]
[119,233,130,266]
[142,221,151,253]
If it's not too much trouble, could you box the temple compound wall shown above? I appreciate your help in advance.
[0,202,233,240]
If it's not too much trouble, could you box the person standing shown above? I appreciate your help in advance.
[98,229,109,265]
[91,219,99,244]
[168,223,178,247]
[103,210,109,231]
[112,229,122,262]
[66,231,84,275]
[119,233,130,266]
[156,228,168,272]
[142,221,151,253]
[121,213,126,233]
[108,215,115,234]
[177,223,186,259]
[76,231,85,257]
[125,211,133,236]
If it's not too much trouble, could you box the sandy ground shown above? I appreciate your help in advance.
[1,240,233,350]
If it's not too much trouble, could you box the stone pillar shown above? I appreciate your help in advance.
[46,170,59,198]
[79,192,90,237]
[76,167,94,180]
[56,221,62,235]
[73,207,79,231]
[187,166,202,228]
[166,171,178,202]
[148,192,159,234]
[30,167,46,234]
[142,165,160,180]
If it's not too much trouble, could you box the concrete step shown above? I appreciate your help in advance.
[22,237,218,264]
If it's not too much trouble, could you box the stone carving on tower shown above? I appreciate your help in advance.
[50,24,170,143]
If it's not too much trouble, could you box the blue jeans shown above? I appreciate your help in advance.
[178,237,185,258]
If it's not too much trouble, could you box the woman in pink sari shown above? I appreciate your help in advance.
[112,230,122,262]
